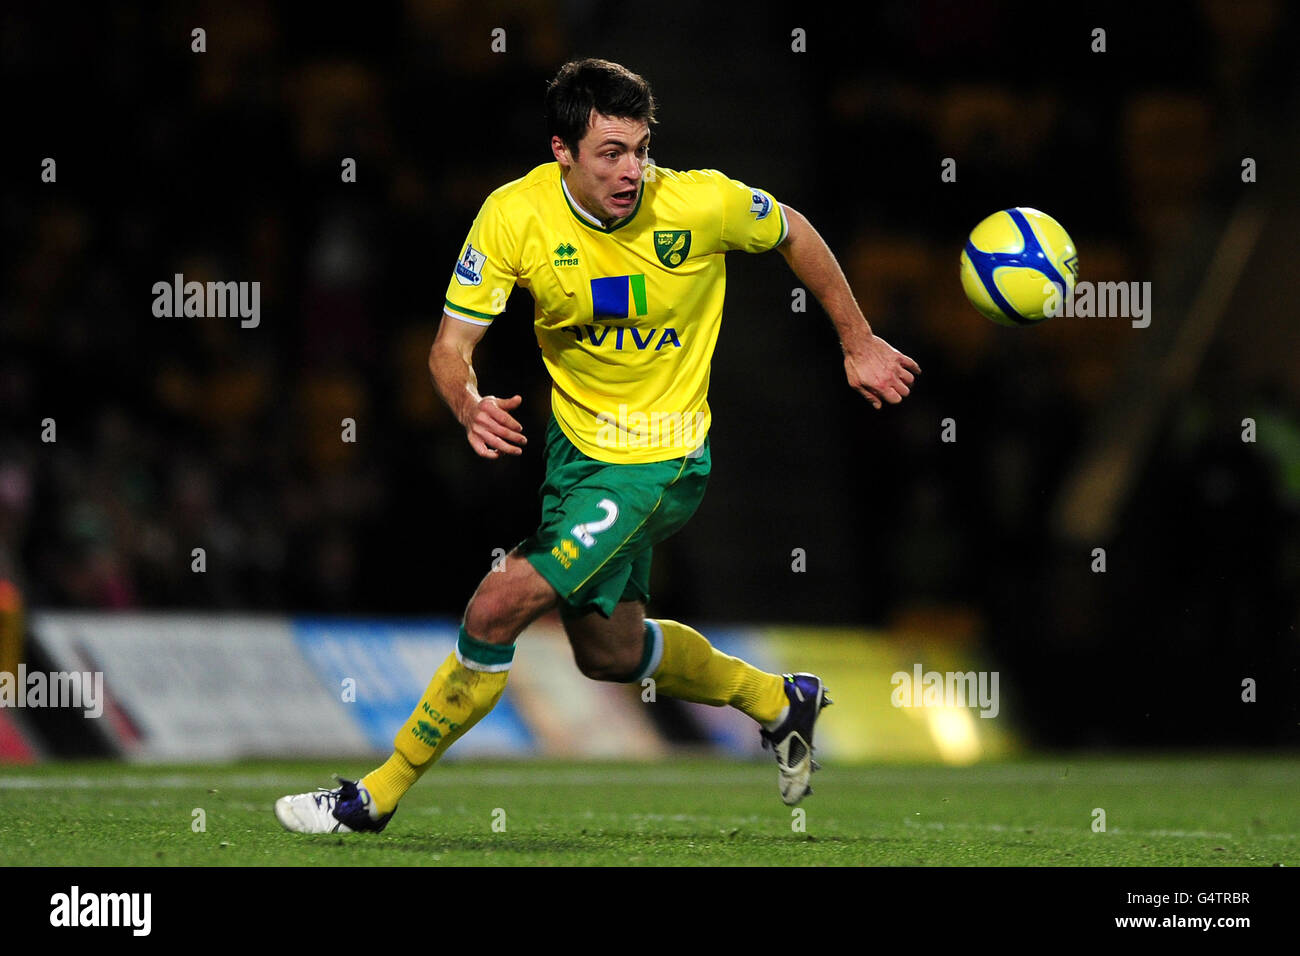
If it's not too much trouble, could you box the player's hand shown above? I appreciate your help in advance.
[843,335,921,410]
[464,394,527,458]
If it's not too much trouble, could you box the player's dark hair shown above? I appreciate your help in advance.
[546,58,656,157]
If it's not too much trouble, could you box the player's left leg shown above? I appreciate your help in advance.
[543,429,831,803]
[562,599,650,680]
[564,599,786,722]
[562,591,831,805]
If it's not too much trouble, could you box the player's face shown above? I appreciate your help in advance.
[553,111,650,224]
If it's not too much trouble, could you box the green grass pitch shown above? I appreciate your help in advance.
[2,755,1296,866]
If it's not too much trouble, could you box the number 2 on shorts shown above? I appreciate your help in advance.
[571,498,619,548]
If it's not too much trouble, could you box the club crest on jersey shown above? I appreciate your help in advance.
[654,230,691,269]
[749,191,772,220]
[454,243,486,286]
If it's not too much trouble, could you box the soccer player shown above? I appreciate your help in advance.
[276,58,920,833]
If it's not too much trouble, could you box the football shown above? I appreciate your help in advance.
[960,207,1078,326]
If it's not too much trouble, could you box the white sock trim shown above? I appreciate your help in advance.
[636,619,665,682]
[454,647,513,673]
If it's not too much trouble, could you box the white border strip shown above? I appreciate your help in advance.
[444,305,493,326]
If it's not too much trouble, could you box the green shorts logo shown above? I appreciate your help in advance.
[654,230,691,268]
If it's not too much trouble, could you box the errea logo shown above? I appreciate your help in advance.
[554,242,579,267]
[551,538,579,569]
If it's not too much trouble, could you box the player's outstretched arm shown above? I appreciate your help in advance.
[776,203,922,409]
[429,313,527,458]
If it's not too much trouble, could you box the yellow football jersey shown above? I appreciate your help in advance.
[444,162,788,463]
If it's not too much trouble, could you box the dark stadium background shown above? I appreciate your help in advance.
[3,0,1297,749]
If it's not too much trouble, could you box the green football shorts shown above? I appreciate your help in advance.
[519,417,711,618]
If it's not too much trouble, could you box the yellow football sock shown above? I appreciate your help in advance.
[647,619,787,725]
[362,626,511,814]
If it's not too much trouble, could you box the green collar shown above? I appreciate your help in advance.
[559,170,643,233]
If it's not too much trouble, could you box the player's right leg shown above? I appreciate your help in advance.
[274,552,556,834]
